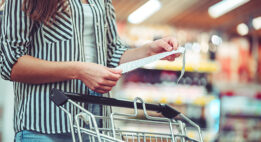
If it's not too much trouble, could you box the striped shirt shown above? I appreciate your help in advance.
[0,0,128,134]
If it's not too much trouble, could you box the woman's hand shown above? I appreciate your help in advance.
[147,36,180,61]
[76,62,122,94]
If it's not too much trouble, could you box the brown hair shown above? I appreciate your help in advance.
[0,0,4,7]
[0,0,69,24]
[23,0,69,24]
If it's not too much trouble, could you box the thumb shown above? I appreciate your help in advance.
[107,68,122,74]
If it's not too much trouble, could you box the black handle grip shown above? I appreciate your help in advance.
[50,88,180,119]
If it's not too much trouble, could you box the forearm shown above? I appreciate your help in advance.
[119,36,179,65]
[11,55,80,84]
[119,44,150,64]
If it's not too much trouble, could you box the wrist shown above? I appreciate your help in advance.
[144,42,153,57]
[70,62,84,80]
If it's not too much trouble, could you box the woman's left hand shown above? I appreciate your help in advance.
[147,36,180,61]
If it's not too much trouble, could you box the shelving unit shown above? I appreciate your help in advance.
[113,59,220,141]
[116,82,216,106]
[225,114,261,119]
[218,94,261,141]
[143,60,218,73]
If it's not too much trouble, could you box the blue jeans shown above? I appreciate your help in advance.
[15,130,73,142]
[15,90,102,142]
[87,90,102,117]
[15,130,95,142]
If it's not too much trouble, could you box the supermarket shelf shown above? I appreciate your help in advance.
[156,95,216,106]
[130,96,216,106]
[143,60,218,73]
[117,83,217,106]
[120,93,217,106]
[226,114,261,119]
[215,83,261,94]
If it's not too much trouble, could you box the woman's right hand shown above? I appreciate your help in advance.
[76,62,122,94]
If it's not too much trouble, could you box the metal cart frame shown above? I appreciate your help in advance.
[50,88,203,142]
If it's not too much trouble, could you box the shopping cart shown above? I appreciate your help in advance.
[50,88,203,142]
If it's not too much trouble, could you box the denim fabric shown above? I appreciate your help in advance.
[15,90,103,142]
[88,90,103,127]
[15,130,73,142]
[88,90,102,116]
[15,130,97,142]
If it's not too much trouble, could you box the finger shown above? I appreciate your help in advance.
[103,67,122,81]
[174,53,181,58]
[170,38,179,50]
[163,55,175,61]
[168,55,176,61]
[161,56,173,61]
[163,37,179,50]
[98,86,112,91]
[168,38,179,50]
[161,56,168,60]
[95,86,112,93]
[106,75,121,81]
[100,80,117,87]
[105,72,121,81]
[158,40,173,52]
[94,89,107,94]
[107,68,122,74]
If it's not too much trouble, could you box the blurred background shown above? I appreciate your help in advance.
[1,0,261,141]
[111,0,261,141]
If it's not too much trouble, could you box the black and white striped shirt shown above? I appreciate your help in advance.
[0,0,128,134]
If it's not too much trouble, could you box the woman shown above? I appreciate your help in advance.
[0,0,179,141]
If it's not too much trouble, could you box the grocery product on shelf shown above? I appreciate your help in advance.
[113,22,261,142]
[219,95,261,141]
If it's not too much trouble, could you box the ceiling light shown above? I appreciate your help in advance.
[208,0,250,18]
[253,16,261,30]
[211,35,222,46]
[237,23,249,36]
[128,0,161,24]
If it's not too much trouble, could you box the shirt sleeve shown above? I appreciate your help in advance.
[105,0,129,68]
[0,0,35,80]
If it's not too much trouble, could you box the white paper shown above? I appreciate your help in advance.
[116,47,186,80]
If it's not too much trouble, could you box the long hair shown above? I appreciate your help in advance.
[23,0,69,24]
[0,0,4,8]
[1,0,69,23]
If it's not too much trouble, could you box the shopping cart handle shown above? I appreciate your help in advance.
[159,104,181,119]
[50,88,69,106]
[50,88,180,118]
